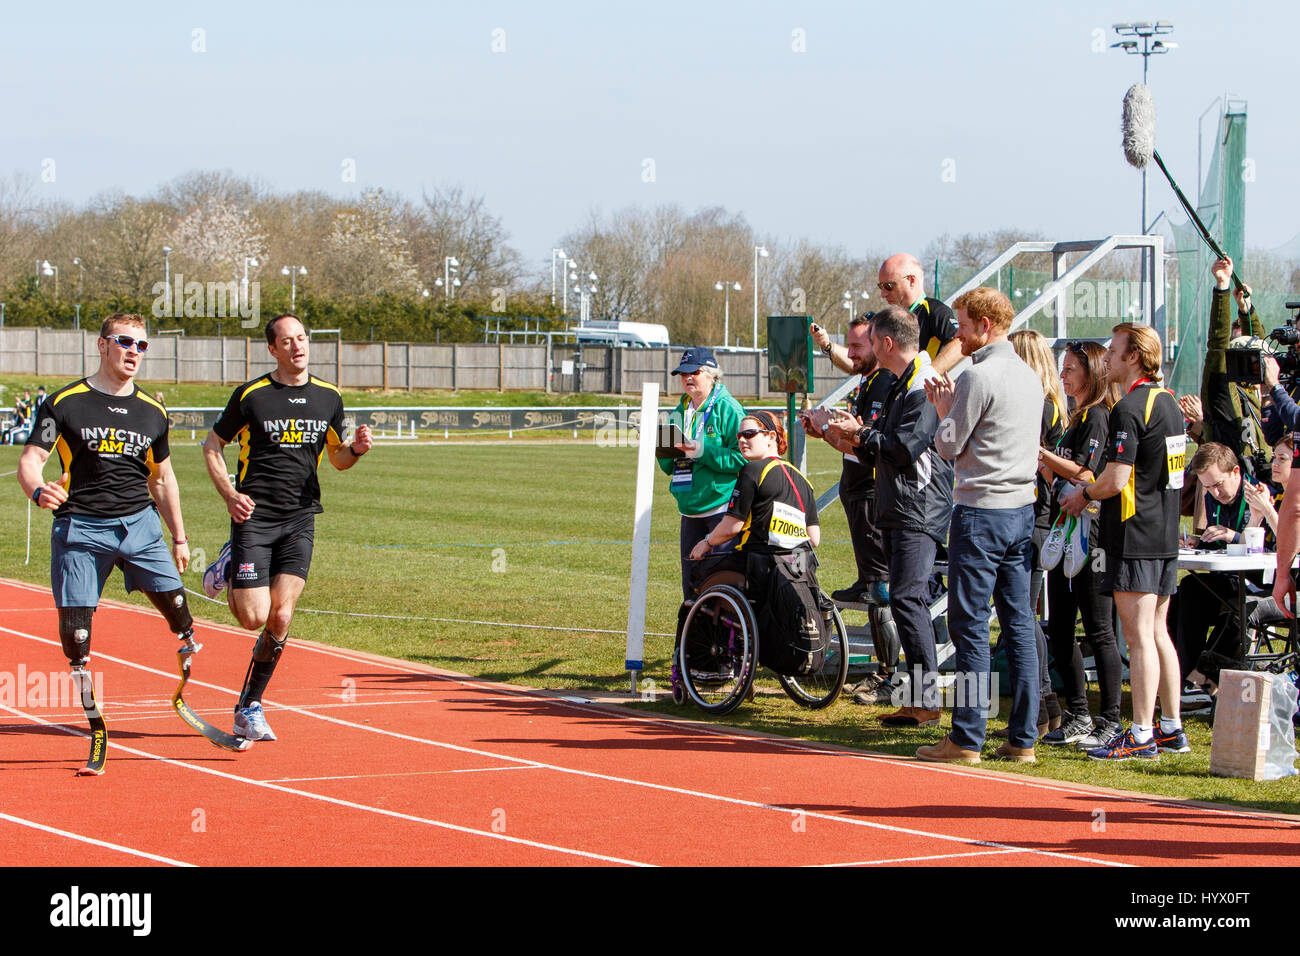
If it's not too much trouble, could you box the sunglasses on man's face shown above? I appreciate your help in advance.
[876,275,914,293]
[105,334,149,353]
[737,428,772,440]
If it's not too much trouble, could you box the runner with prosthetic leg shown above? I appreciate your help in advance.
[17,313,247,774]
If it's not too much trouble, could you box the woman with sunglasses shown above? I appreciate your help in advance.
[1037,340,1125,749]
[688,412,819,561]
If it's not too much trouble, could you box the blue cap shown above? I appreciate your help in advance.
[672,347,719,375]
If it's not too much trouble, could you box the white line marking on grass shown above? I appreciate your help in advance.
[0,811,197,867]
[0,704,651,868]
[0,621,1127,868]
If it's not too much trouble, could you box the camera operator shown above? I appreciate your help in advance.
[1203,257,1267,476]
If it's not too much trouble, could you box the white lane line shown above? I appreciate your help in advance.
[0,621,1127,867]
[812,848,1026,867]
[263,766,542,784]
[29,581,1273,828]
[0,704,650,868]
[0,811,195,867]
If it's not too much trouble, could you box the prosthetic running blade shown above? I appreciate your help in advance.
[172,644,253,752]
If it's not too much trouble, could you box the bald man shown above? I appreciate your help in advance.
[818,254,963,376]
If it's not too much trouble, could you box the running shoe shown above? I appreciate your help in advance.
[233,701,276,741]
[1041,514,1072,571]
[1180,680,1213,715]
[1074,718,1122,751]
[202,539,232,599]
[1155,725,1191,754]
[848,672,898,706]
[1086,727,1157,761]
[1043,711,1094,746]
[1064,501,1100,578]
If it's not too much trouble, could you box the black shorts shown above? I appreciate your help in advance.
[230,511,315,589]
[1100,556,1178,597]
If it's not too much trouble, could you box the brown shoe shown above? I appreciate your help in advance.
[916,735,981,764]
[881,706,941,727]
[992,742,1036,763]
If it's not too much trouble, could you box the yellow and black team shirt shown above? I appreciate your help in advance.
[1049,404,1110,524]
[214,374,347,519]
[26,379,170,518]
[911,297,957,361]
[727,457,819,554]
[840,365,897,497]
[1099,381,1185,560]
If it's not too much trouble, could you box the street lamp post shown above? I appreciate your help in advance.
[842,289,869,334]
[163,246,172,291]
[714,280,742,348]
[72,257,84,299]
[551,248,567,306]
[752,245,769,348]
[281,265,306,311]
[243,257,259,313]
[443,256,460,302]
[40,261,58,298]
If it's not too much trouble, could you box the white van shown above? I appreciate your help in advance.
[572,321,671,349]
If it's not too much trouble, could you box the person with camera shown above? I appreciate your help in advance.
[1202,257,1268,475]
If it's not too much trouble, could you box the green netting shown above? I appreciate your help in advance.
[1167,107,1247,398]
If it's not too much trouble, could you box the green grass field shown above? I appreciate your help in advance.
[2,405,1298,814]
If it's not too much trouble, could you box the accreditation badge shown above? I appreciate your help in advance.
[671,458,694,489]
[1165,434,1187,490]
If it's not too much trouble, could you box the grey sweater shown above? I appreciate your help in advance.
[932,339,1042,509]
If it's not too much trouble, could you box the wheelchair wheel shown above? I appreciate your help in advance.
[678,584,758,715]
[777,601,849,709]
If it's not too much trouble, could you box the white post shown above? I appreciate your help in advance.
[624,381,659,687]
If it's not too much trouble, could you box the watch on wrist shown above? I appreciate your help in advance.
[31,487,41,504]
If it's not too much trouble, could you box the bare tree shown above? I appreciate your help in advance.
[83,192,174,299]
[320,189,420,299]
[418,185,524,296]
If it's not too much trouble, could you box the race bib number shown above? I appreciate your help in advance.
[768,501,809,550]
[1165,434,1186,490]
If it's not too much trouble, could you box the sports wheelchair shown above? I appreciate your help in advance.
[670,552,849,715]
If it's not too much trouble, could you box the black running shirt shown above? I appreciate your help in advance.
[26,380,170,518]
[1099,382,1185,560]
[1048,405,1109,524]
[1034,398,1067,532]
[912,297,957,361]
[727,458,819,554]
[840,365,897,496]
[214,374,347,518]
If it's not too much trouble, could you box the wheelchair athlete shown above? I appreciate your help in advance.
[688,411,820,561]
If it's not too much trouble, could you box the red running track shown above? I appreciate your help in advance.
[1,577,1298,867]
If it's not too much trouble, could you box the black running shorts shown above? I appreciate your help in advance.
[1099,556,1177,597]
[230,511,315,588]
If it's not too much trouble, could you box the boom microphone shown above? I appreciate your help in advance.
[1120,83,1244,293]
[1122,84,1155,170]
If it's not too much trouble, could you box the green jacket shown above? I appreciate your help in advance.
[1201,287,1266,460]
[656,381,748,516]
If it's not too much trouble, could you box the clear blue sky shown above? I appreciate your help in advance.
[4,0,1295,275]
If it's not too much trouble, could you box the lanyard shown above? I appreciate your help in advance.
[1213,488,1248,531]
[685,387,721,441]
[1128,377,1154,394]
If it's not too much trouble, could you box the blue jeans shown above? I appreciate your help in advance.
[947,503,1039,750]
